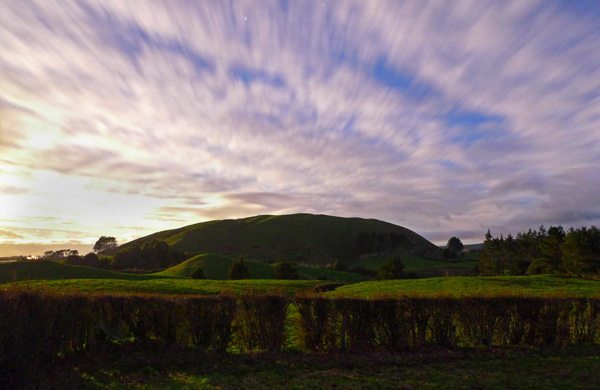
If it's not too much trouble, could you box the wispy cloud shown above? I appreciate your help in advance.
[1,0,599,254]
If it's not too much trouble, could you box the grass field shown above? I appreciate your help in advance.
[9,278,322,296]
[328,274,600,298]
[36,345,600,389]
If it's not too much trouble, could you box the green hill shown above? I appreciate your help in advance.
[0,260,173,284]
[156,253,369,282]
[118,213,442,266]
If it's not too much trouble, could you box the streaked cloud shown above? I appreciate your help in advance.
[1,0,599,255]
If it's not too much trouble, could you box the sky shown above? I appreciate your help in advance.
[1,0,600,256]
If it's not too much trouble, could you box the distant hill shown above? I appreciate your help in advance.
[118,213,442,266]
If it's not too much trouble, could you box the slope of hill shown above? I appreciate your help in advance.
[0,260,174,284]
[156,253,370,282]
[118,213,442,266]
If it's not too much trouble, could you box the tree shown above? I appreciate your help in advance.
[82,252,103,268]
[191,267,206,279]
[478,230,505,275]
[561,226,600,276]
[274,258,301,280]
[64,254,83,265]
[228,257,250,280]
[93,236,118,253]
[111,245,143,270]
[377,255,405,280]
[528,225,565,274]
[446,237,464,253]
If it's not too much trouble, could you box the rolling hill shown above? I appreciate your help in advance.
[117,213,443,266]
[155,253,370,282]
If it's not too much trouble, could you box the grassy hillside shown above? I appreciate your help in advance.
[0,260,177,284]
[0,256,367,289]
[118,213,442,266]
[156,253,369,282]
[327,274,600,298]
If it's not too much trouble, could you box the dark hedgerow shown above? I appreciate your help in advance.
[1,285,600,388]
[234,292,291,352]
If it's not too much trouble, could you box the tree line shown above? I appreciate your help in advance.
[478,225,600,277]
[355,231,408,257]
[64,238,188,272]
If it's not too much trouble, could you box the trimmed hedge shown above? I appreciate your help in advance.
[295,296,600,352]
[0,286,236,388]
[1,285,599,387]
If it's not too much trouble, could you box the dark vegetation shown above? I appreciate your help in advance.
[479,225,600,277]
[227,257,250,280]
[2,284,600,389]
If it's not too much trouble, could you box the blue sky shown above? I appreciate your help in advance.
[1,0,600,255]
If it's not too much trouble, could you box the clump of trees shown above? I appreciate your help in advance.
[64,252,110,269]
[355,231,408,257]
[111,240,187,271]
[273,258,300,280]
[478,225,600,277]
[43,249,79,259]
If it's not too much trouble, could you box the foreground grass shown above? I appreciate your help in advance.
[39,345,600,390]
[328,274,600,298]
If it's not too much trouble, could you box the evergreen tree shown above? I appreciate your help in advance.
[478,229,503,275]
[228,257,250,280]
[561,226,600,276]
[528,225,565,274]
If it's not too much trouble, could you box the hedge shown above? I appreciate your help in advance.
[1,285,599,387]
